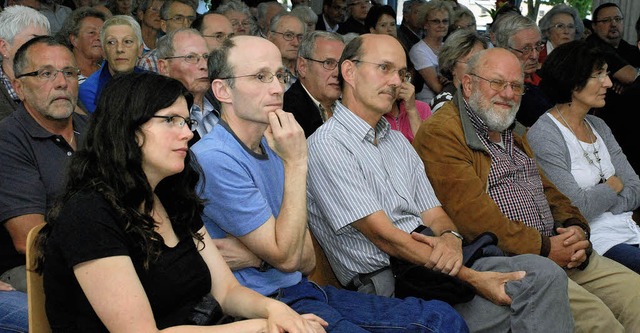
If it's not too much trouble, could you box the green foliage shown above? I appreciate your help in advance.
[526,0,592,21]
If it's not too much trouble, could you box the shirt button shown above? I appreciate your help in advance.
[55,138,61,142]
[67,151,72,156]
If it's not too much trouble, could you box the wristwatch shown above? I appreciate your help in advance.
[440,229,464,241]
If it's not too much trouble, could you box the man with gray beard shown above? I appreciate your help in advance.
[413,47,640,332]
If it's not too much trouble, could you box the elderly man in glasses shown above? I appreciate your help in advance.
[0,36,88,297]
[158,28,218,145]
[191,34,470,333]
[413,45,640,332]
[136,0,197,72]
[283,31,344,137]
[491,13,552,127]
[268,13,306,91]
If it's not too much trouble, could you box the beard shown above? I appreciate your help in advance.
[467,88,519,132]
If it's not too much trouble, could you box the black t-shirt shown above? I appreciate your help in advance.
[43,190,211,332]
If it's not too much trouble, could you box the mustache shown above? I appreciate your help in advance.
[381,86,398,96]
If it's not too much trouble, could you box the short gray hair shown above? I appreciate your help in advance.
[291,5,318,26]
[298,30,343,59]
[56,7,106,50]
[0,5,50,45]
[538,4,584,42]
[156,28,202,58]
[257,1,285,26]
[269,13,306,34]
[438,29,487,80]
[402,0,425,16]
[492,13,539,48]
[100,15,143,49]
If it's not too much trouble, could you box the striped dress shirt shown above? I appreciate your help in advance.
[307,102,441,285]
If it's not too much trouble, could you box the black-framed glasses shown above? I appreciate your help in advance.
[427,18,449,25]
[163,53,210,64]
[152,115,198,131]
[469,73,526,96]
[351,59,412,83]
[304,57,339,70]
[270,31,304,42]
[230,19,252,29]
[219,70,290,84]
[164,15,196,24]
[202,32,234,42]
[551,23,576,31]
[509,42,544,56]
[15,66,81,81]
[594,16,623,24]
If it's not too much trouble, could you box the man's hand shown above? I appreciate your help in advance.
[464,269,525,306]
[212,236,261,270]
[411,231,463,276]
[264,109,307,166]
[0,281,15,291]
[548,228,589,268]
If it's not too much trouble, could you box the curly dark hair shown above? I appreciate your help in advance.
[36,72,205,271]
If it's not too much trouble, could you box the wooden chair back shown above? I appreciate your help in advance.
[26,223,51,333]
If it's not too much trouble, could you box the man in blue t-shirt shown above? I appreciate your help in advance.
[192,35,468,333]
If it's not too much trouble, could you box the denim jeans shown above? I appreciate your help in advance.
[603,243,640,274]
[0,290,28,333]
[275,278,469,333]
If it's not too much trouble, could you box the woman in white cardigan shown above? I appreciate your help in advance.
[527,40,640,273]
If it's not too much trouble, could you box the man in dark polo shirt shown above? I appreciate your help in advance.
[0,36,87,293]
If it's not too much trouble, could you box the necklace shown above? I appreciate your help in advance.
[556,105,606,183]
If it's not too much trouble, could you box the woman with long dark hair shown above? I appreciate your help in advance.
[37,72,326,332]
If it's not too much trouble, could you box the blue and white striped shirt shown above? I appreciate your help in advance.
[307,102,441,285]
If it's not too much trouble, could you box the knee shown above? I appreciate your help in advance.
[514,254,567,289]
[405,298,469,333]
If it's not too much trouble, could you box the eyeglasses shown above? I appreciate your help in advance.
[427,19,449,25]
[352,59,412,83]
[551,23,576,31]
[202,32,234,43]
[164,15,196,24]
[455,22,475,29]
[152,115,198,131]
[271,31,304,42]
[164,52,210,64]
[15,66,81,81]
[469,73,526,96]
[509,42,544,56]
[331,4,347,11]
[590,71,610,82]
[594,16,623,24]
[230,19,252,29]
[219,70,290,84]
[304,57,339,70]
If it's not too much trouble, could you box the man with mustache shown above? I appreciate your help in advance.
[158,28,217,145]
[0,36,87,294]
[284,31,344,138]
[306,34,574,332]
[413,47,640,332]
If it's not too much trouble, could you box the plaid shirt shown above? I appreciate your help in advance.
[0,64,18,101]
[136,49,159,73]
[464,102,555,237]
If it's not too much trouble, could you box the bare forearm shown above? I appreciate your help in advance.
[272,162,309,270]
[406,105,422,137]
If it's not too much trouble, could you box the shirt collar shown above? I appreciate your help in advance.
[333,101,390,144]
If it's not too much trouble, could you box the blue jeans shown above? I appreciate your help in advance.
[275,278,469,333]
[0,290,28,333]
[604,243,640,274]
